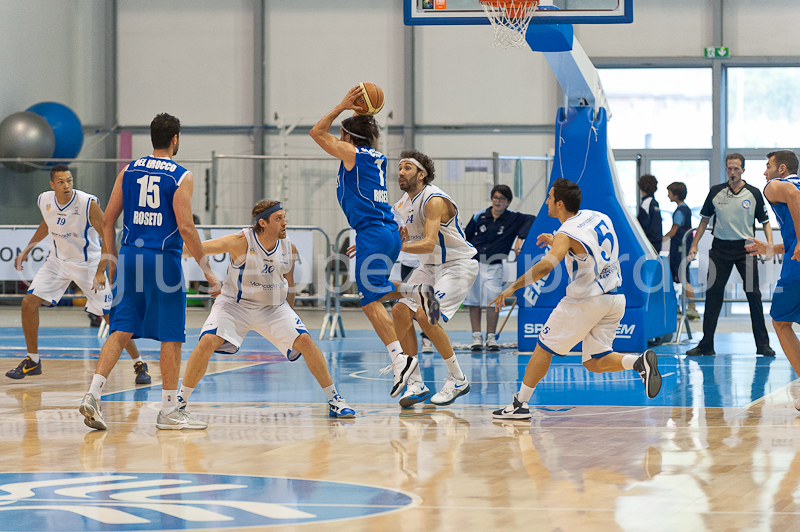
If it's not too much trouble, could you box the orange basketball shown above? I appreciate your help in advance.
[354,82,385,116]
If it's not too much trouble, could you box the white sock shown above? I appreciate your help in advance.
[178,384,194,404]
[28,352,39,363]
[518,384,535,403]
[89,374,106,401]
[621,354,638,370]
[162,390,177,414]
[322,384,338,401]
[131,356,143,365]
[397,283,416,297]
[387,341,403,362]
[444,355,465,381]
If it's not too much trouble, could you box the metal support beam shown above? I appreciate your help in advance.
[711,0,726,187]
[403,24,415,150]
[103,0,118,202]
[253,0,266,200]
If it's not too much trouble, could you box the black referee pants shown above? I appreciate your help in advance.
[697,239,770,352]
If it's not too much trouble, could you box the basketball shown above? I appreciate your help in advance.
[354,82,385,116]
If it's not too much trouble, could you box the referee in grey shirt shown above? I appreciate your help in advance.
[687,153,775,356]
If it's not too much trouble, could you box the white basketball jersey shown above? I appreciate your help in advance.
[38,190,101,264]
[557,210,622,299]
[220,228,293,307]
[393,184,476,265]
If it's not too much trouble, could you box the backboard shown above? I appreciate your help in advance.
[404,0,632,26]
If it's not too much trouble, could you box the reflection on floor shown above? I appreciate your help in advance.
[1,326,799,531]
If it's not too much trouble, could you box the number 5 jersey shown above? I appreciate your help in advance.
[556,210,622,298]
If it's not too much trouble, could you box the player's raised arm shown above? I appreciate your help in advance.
[14,221,48,271]
[174,172,220,296]
[309,86,362,168]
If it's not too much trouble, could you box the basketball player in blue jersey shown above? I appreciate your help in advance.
[177,200,355,421]
[8,165,147,384]
[747,150,800,410]
[311,85,440,398]
[491,179,662,420]
[80,113,220,431]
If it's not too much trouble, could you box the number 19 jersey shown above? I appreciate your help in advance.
[121,155,190,253]
[557,210,622,299]
[337,147,397,232]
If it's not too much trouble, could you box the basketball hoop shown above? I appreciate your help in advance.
[479,0,539,48]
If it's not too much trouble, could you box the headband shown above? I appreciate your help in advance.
[400,158,425,172]
[341,125,367,140]
[255,203,284,222]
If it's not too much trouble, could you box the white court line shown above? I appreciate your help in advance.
[738,378,800,411]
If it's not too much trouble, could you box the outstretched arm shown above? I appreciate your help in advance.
[309,86,362,169]
[490,232,571,310]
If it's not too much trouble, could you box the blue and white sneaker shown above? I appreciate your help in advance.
[329,394,356,418]
[430,373,470,406]
[399,380,434,409]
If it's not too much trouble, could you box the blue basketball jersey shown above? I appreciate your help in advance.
[767,176,800,283]
[120,156,190,252]
[337,147,398,232]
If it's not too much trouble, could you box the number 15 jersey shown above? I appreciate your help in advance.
[120,156,190,253]
[557,210,622,299]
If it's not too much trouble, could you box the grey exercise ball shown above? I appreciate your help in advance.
[0,111,56,173]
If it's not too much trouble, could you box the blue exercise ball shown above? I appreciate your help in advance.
[26,101,84,163]
[0,111,56,173]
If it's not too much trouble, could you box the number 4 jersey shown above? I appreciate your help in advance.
[557,209,622,299]
[121,155,190,252]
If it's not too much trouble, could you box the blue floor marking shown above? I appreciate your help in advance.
[2,328,796,409]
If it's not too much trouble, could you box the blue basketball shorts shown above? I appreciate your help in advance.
[354,225,401,306]
[110,246,186,342]
[770,280,800,324]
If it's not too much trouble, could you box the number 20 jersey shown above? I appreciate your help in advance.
[120,155,190,253]
[557,209,622,299]
[337,147,397,232]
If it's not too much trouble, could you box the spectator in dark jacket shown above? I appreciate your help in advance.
[637,174,663,252]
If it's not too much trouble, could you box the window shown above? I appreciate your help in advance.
[599,68,713,149]
[727,67,800,148]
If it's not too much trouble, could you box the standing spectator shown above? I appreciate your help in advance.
[686,153,774,356]
[664,182,699,320]
[464,184,534,351]
[637,174,663,252]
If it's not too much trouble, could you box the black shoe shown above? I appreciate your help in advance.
[757,346,776,357]
[633,349,662,399]
[134,361,152,384]
[6,357,42,379]
[686,346,715,356]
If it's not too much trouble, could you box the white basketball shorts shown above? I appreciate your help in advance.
[463,262,504,307]
[537,293,626,362]
[27,257,112,316]
[399,258,479,322]
[200,295,309,358]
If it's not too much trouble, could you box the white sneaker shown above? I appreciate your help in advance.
[430,373,470,406]
[399,380,434,408]
[79,393,107,431]
[380,353,420,398]
[471,332,484,352]
[421,336,434,353]
[486,335,499,352]
[156,406,208,430]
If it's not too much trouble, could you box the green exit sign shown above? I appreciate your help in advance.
[704,47,730,58]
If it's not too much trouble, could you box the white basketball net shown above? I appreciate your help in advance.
[480,0,539,48]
